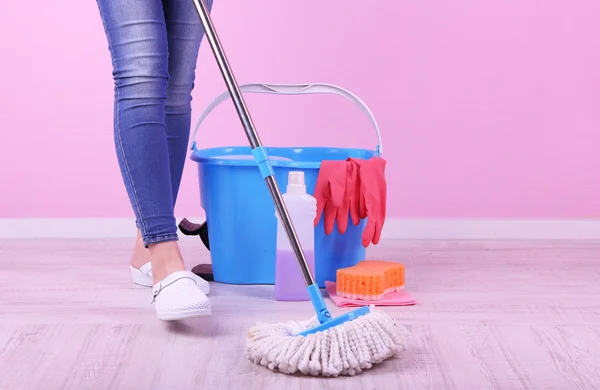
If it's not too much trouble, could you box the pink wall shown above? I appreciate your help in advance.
[1,1,600,219]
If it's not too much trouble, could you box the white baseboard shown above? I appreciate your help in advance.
[0,218,599,240]
[382,218,600,240]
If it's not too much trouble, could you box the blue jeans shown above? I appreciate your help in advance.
[96,0,213,246]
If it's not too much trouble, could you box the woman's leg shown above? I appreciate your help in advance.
[129,0,213,275]
[163,0,213,203]
[95,0,186,282]
[96,0,211,320]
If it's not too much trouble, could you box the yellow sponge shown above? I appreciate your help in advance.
[336,260,405,301]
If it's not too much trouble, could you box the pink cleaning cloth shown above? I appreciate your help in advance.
[325,281,416,307]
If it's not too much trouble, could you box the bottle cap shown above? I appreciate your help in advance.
[287,171,306,194]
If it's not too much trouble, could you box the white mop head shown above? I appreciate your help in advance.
[245,307,406,377]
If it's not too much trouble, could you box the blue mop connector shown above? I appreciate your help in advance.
[252,146,275,179]
[297,284,371,336]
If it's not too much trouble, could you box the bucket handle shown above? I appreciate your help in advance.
[190,83,383,155]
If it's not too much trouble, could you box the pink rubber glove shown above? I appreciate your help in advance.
[314,160,361,235]
[314,160,347,235]
[349,157,387,247]
[337,159,361,234]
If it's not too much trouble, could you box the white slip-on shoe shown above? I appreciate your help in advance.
[152,271,211,321]
[131,262,153,287]
[131,262,210,294]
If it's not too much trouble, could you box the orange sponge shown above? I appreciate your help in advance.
[336,261,405,301]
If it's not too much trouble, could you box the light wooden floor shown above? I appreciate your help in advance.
[1,239,600,389]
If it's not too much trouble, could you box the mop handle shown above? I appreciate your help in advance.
[192,0,316,288]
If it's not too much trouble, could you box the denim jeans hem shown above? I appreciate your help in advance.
[144,233,179,247]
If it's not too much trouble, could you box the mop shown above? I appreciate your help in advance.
[192,0,407,376]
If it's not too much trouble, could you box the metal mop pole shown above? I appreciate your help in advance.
[192,0,317,289]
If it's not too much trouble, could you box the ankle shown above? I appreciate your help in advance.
[148,241,186,284]
[130,229,151,269]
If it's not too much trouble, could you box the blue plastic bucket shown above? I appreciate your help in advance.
[189,83,383,287]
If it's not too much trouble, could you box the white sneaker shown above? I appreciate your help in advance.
[152,271,211,321]
[131,262,210,295]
